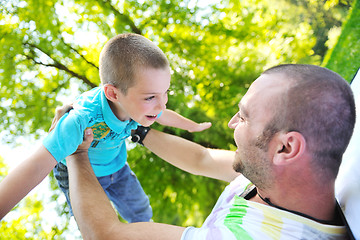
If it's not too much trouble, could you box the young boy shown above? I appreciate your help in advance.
[0,33,211,221]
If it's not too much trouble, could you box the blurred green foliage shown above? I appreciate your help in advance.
[0,0,357,238]
[323,0,360,81]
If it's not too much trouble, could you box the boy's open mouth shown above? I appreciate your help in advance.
[146,114,157,120]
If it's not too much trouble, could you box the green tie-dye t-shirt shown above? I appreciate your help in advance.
[181,175,346,240]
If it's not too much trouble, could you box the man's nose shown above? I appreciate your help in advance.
[228,115,237,129]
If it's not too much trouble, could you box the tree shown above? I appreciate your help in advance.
[323,0,360,81]
[287,0,353,58]
[1,0,352,144]
[0,0,354,236]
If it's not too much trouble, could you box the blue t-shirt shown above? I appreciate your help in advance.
[43,87,140,177]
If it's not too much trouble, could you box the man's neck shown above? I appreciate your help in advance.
[250,183,337,224]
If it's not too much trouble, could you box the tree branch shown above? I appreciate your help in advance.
[99,0,142,35]
[59,35,99,70]
[23,42,97,88]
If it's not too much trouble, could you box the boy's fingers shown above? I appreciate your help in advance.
[199,122,212,130]
[188,122,212,133]
[49,104,74,132]
[203,122,212,127]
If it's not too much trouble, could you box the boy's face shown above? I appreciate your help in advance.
[116,67,171,126]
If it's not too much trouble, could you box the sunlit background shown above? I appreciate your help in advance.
[1,0,359,239]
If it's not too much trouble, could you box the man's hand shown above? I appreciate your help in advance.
[50,104,93,157]
[72,128,93,155]
[49,104,73,132]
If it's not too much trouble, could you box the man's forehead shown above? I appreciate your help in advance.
[253,73,288,87]
[247,74,290,96]
[238,73,289,113]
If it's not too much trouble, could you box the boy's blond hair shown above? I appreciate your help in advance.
[99,33,169,94]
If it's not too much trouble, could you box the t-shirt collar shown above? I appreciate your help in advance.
[100,87,139,133]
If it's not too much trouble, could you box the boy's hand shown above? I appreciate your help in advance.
[188,122,212,133]
[49,104,73,132]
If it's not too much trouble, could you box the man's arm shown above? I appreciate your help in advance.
[0,105,76,219]
[67,129,185,240]
[156,109,211,132]
[143,129,239,183]
[0,146,57,219]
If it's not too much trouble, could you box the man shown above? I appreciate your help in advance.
[65,64,355,239]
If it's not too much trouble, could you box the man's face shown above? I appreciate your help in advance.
[228,73,287,187]
[116,67,171,126]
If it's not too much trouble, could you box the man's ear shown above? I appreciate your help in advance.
[103,84,120,102]
[273,132,306,165]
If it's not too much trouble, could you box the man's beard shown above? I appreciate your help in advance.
[233,144,273,189]
[233,153,245,173]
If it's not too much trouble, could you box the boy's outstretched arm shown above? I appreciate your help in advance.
[0,146,57,219]
[156,109,211,132]
[67,129,185,240]
[142,128,239,183]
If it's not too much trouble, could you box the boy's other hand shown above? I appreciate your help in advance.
[49,104,73,132]
[188,122,212,132]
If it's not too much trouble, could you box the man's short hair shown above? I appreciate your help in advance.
[99,33,169,94]
[263,64,356,180]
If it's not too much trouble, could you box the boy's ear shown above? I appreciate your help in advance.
[273,131,306,165]
[103,84,120,102]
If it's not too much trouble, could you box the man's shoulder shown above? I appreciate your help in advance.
[227,175,252,195]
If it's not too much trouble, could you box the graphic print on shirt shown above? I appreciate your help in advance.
[90,122,110,140]
[89,122,110,148]
[224,196,253,240]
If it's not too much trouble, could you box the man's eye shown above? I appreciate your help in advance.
[145,96,155,101]
[237,113,245,121]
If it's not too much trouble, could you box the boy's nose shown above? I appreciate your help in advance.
[161,98,167,110]
[158,96,167,111]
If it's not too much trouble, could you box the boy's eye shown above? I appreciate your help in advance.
[145,96,155,101]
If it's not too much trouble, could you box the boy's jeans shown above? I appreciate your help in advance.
[54,162,152,223]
